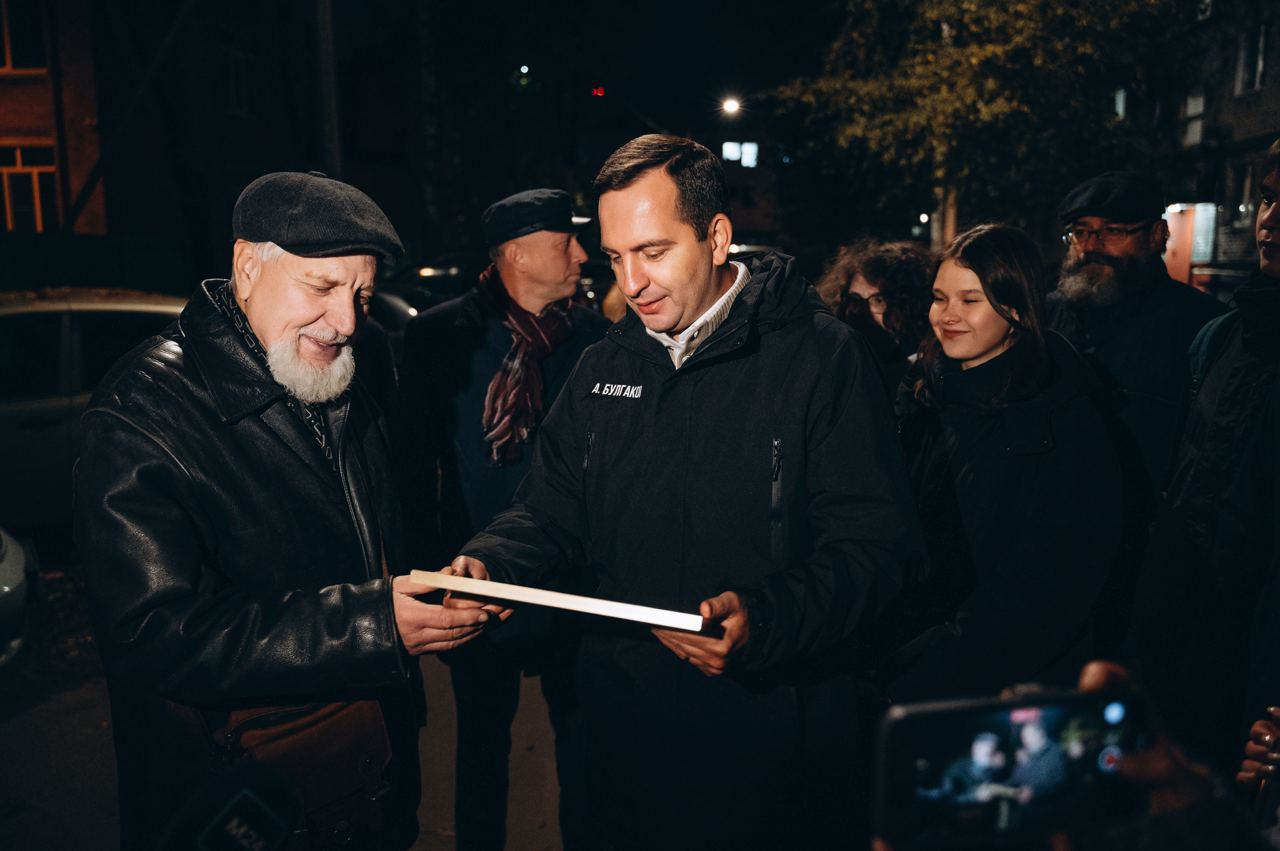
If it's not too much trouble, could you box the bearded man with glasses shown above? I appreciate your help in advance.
[1046,171,1226,492]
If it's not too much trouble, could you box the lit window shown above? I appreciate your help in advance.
[1113,88,1127,119]
[740,142,759,168]
[1234,26,1266,95]
[1181,89,1205,148]
[722,142,742,162]
[1,144,58,232]
[0,0,47,72]
[1191,203,1216,263]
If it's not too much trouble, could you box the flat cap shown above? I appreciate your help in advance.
[1057,171,1166,224]
[232,171,404,265]
[482,188,590,248]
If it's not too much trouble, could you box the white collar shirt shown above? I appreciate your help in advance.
[645,261,748,369]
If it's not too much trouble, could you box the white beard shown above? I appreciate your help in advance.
[1057,266,1123,307]
[1057,252,1151,308]
[266,333,356,404]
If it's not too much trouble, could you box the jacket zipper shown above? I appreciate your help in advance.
[770,437,783,561]
[221,703,325,752]
[679,318,748,369]
[583,431,595,472]
[336,442,374,579]
[312,397,370,580]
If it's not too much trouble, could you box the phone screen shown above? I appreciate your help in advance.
[876,692,1148,847]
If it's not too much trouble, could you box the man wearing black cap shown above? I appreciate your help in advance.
[395,187,606,850]
[74,171,493,849]
[1048,171,1227,490]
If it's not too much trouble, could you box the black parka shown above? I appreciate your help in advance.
[74,281,421,849]
[889,335,1137,702]
[462,253,925,848]
[1135,276,1280,779]
[1046,265,1226,490]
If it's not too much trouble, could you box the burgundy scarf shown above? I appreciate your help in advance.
[480,265,574,465]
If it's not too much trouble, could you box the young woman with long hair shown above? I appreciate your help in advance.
[885,224,1140,701]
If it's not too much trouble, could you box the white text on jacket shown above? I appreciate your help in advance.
[591,382,643,399]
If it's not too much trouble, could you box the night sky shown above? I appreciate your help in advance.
[427,0,842,134]
[325,0,846,265]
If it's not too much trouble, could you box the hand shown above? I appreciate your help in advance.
[1236,707,1280,790]
[439,555,513,621]
[1076,660,1216,816]
[441,555,489,579]
[391,574,490,655]
[652,591,750,677]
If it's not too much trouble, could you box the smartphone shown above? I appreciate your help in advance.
[875,690,1151,848]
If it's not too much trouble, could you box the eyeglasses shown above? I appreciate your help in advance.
[845,291,886,314]
[1061,222,1152,246]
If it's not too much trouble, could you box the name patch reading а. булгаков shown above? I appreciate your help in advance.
[591,383,643,398]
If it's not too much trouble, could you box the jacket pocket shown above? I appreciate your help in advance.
[770,437,783,561]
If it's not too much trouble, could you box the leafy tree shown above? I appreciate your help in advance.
[777,0,1207,242]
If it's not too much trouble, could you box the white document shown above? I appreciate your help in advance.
[407,570,705,632]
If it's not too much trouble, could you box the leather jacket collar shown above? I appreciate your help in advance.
[179,279,288,423]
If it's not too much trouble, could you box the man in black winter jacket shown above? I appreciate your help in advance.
[444,135,925,849]
[1135,139,1280,781]
[1048,171,1226,491]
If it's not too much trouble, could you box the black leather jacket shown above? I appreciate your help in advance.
[74,279,420,848]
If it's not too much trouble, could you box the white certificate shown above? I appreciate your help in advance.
[407,570,705,632]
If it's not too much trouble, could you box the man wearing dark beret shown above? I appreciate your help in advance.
[395,187,605,850]
[1047,170,1226,491]
[74,171,495,849]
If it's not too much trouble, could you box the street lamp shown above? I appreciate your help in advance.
[721,97,741,115]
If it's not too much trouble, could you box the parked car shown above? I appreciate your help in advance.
[0,524,36,667]
[0,288,186,548]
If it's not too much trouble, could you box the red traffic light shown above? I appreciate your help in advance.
[590,86,605,97]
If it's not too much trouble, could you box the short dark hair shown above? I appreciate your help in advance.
[914,224,1052,408]
[593,134,727,240]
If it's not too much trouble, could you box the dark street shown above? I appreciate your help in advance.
[2,2,1279,849]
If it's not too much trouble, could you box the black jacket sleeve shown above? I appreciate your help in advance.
[736,333,926,672]
[75,411,409,706]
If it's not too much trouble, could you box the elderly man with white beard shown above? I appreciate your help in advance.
[74,171,493,850]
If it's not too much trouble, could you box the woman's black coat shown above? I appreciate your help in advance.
[888,334,1140,701]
